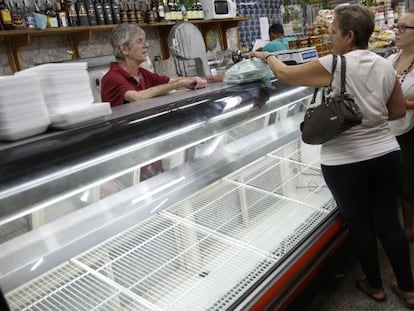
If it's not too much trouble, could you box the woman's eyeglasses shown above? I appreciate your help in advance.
[394,24,414,32]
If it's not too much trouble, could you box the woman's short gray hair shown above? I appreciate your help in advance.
[334,4,374,49]
[111,23,145,61]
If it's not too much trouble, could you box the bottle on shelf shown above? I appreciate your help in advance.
[65,0,79,26]
[45,0,59,27]
[134,1,144,23]
[163,0,170,21]
[11,1,25,29]
[54,1,69,26]
[94,0,106,24]
[0,0,13,30]
[33,0,41,13]
[22,0,35,29]
[76,0,89,25]
[151,0,159,22]
[102,0,113,24]
[119,0,128,23]
[85,0,97,25]
[386,8,394,27]
[111,0,121,24]
[375,8,385,28]
[126,0,137,23]
[157,0,164,22]
[145,0,155,24]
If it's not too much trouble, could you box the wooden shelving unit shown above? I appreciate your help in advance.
[0,17,248,73]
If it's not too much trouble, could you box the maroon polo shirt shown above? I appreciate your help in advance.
[101,62,170,107]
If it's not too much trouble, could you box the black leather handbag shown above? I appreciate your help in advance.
[300,55,362,145]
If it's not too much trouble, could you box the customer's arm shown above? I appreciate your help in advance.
[406,99,414,109]
[387,78,406,120]
[249,51,332,87]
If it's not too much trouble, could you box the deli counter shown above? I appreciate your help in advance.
[0,80,348,311]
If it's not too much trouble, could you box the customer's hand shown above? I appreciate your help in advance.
[249,51,270,62]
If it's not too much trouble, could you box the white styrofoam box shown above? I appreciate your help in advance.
[49,102,112,129]
[0,73,51,141]
[16,63,95,111]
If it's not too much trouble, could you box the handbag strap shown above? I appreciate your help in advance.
[310,55,338,104]
[339,55,347,95]
[327,54,338,93]
[326,55,350,96]
[331,54,338,88]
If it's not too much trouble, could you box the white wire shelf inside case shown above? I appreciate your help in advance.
[6,139,335,311]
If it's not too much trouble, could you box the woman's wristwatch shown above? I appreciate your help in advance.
[265,53,274,63]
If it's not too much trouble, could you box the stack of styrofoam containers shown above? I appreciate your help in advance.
[0,73,51,141]
[21,63,94,112]
[16,63,111,129]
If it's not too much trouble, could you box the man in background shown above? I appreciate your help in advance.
[262,23,291,52]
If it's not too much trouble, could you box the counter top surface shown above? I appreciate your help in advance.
[109,81,234,120]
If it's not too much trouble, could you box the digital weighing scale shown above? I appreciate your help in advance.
[270,47,319,65]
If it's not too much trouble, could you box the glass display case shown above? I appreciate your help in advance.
[0,80,347,310]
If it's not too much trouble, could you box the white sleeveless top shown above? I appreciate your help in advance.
[318,50,400,166]
[388,51,414,136]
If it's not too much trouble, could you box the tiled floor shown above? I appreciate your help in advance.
[287,239,414,311]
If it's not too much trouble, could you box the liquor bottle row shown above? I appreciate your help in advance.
[0,0,205,31]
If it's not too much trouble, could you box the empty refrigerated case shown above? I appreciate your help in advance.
[0,80,347,311]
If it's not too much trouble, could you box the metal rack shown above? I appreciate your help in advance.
[6,139,335,311]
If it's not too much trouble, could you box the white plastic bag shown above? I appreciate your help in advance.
[223,58,274,84]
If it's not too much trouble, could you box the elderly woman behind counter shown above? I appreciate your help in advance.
[251,4,414,308]
[101,23,208,181]
[101,23,208,107]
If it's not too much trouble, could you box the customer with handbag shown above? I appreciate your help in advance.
[388,8,414,244]
[250,4,414,308]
